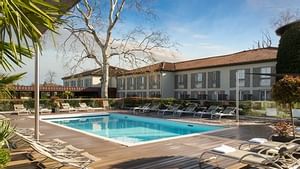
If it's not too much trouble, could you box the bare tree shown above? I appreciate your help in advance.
[272,9,300,28]
[45,71,57,84]
[251,30,273,49]
[63,0,173,98]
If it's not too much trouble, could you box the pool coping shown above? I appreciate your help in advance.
[37,112,234,147]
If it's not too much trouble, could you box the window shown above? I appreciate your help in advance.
[237,70,245,87]
[194,73,203,88]
[208,71,220,88]
[117,78,125,90]
[64,81,69,87]
[175,74,187,89]
[70,80,76,87]
[77,80,83,87]
[260,67,271,86]
[84,79,92,87]
[149,74,160,89]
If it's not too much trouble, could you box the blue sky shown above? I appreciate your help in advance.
[15,0,299,85]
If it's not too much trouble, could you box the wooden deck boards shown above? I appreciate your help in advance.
[7,113,272,169]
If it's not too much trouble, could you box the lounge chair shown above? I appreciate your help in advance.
[212,107,236,120]
[176,104,198,117]
[158,104,181,116]
[239,137,300,155]
[39,105,52,114]
[199,144,296,169]
[143,104,160,113]
[194,105,221,118]
[13,104,30,115]
[59,103,77,113]
[133,103,151,114]
[30,142,99,169]
[78,103,92,112]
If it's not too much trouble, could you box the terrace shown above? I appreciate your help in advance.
[7,111,273,169]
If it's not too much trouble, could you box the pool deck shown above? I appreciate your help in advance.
[7,111,272,169]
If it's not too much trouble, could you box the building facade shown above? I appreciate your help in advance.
[116,48,277,101]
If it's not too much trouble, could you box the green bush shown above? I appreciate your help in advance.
[0,149,10,168]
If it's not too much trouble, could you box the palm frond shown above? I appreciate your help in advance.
[0,73,26,99]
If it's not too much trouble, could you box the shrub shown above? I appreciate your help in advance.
[271,121,294,137]
[0,149,10,168]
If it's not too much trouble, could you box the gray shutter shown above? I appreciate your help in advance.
[202,72,206,88]
[245,69,250,87]
[175,75,178,89]
[157,74,161,89]
[216,71,221,88]
[144,76,147,89]
[208,72,213,88]
[133,77,137,90]
[271,66,276,86]
[229,90,236,100]
[127,78,130,90]
[191,73,195,89]
[253,68,261,87]
[230,70,236,88]
[183,74,187,89]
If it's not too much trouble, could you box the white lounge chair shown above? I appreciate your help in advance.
[78,103,93,112]
[133,103,151,114]
[60,103,77,113]
[158,104,181,116]
[30,142,99,169]
[13,104,30,115]
[212,107,236,120]
[176,104,198,117]
[195,105,221,118]
[199,144,296,169]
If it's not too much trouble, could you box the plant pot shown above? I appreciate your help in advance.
[271,135,294,142]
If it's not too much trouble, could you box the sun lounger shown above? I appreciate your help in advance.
[77,103,92,112]
[143,104,160,113]
[158,104,181,116]
[239,137,300,155]
[199,144,294,169]
[59,103,77,113]
[133,103,151,114]
[13,104,30,115]
[212,107,236,120]
[39,105,52,114]
[194,105,221,118]
[176,104,198,117]
[30,142,99,169]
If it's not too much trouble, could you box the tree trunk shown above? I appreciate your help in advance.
[101,54,109,98]
[289,103,296,138]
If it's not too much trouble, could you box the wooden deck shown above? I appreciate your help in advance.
[7,112,272,169]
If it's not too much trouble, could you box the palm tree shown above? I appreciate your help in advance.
[0,0,64,97]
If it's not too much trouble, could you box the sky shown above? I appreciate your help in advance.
[13,0,300,85]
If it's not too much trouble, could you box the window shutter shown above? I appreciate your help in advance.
[127,78,130,90]
[271,66,276,86]
[245,69,250,87]
[216,71,221,88]
[133,77,137,90]
[191,73,195,89]
[183,74,187,89]
[230,70,236,88]
[202,72,206,88]
[157,74,161,89]
[253,68,261,87]
[144,76,147,89]
[175,75,178,89]
[208,72,213,88]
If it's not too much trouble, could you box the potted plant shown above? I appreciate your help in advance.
[270,121,295,142]
[50,96,60,113]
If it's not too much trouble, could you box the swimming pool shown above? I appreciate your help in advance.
[43,113,224,146]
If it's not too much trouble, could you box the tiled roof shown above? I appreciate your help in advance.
[121,47,277,74]
[174,47,277,71]
[120,62,175,75]
[62,66,128,79]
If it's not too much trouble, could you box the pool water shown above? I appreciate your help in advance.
[45,113,223,146]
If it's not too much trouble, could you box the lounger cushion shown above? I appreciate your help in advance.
[213,145,236,154]
[249,138,268,144]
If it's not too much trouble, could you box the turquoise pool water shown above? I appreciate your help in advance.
[45,113,223,145]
